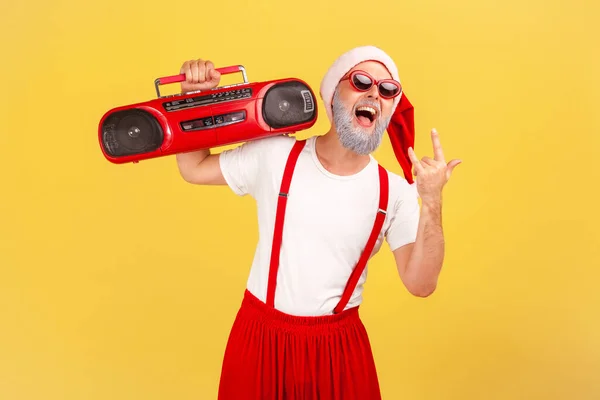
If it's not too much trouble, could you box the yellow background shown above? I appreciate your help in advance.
[1,0,599,398]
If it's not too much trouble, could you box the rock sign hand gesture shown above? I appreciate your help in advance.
[408,128,462,205]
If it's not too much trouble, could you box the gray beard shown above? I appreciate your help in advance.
[332,87,391,155]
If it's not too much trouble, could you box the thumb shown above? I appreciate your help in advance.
[210,69,221,81]
[447,159,462,174]
[448,160,462,173]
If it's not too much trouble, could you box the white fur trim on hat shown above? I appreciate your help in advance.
[319,45,402,122]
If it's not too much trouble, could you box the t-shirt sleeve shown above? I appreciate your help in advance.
[385,182,421,251]
[218,139,268,197]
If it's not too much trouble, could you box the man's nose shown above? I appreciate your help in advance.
[366,84,379,99]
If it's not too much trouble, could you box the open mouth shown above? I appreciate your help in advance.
[354,106,378,127]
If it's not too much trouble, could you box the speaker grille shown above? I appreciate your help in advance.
[101,109,164,157]
[262,81,317,129]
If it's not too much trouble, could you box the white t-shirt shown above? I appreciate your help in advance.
[219,135,420,316]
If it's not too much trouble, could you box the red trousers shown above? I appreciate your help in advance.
[218,290,382,400]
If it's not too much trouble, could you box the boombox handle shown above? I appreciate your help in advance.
[154,65,248,98]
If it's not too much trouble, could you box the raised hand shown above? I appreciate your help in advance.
[408,128,461,204]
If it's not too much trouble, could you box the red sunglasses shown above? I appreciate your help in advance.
[340,70,402,99]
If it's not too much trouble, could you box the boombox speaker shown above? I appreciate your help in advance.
[98,65,318,164]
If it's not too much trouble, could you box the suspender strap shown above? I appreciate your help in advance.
[333,164,389,314]
[266,139,306,308]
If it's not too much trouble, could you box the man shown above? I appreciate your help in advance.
[176,46,461,399]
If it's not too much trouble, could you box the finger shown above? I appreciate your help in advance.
[210,68,221,82]
[179,60,188,75]
[197,59,206,83]
[431,128,446,163]
[408,147,424,172]
[407,146,419,164]
[191,60,199,83]
[421,156,436,166]
[205,60,215,82]
[182,61,192,83]
[447,159,462,174]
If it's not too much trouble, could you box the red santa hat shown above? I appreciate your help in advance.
[319,45,416,185]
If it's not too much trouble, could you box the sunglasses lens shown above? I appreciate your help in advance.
[352,73,373,90]
[379,81,400,97]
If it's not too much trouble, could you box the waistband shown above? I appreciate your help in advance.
[239,289,361,334]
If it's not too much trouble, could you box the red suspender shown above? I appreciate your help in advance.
[333,164,389,314]
[265,139,389,314]
[266,139,306,308]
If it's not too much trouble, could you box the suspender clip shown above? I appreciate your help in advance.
[279,192,289,198]
[378,208,387,215]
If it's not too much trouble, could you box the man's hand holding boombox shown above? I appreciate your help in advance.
[180,59,222,93]
[175,59,228,186]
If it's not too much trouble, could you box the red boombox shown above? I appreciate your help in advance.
[98,65,318,164]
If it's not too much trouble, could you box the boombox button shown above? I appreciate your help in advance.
[215,116,224,124]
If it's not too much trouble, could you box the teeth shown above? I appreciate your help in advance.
[357,106,376,116]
